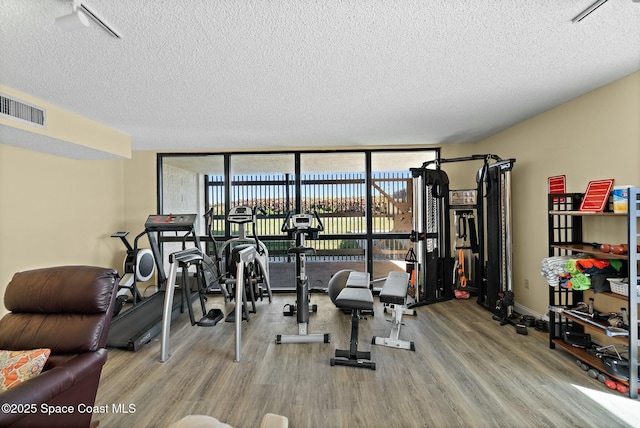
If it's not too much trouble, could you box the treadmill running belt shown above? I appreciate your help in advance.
[107,289,188,351]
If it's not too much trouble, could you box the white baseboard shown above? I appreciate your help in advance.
[514,303,548,322]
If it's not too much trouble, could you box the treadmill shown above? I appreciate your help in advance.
[107,214,201,351]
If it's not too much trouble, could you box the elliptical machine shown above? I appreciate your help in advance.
[216,205,273,322]
[201,207,229,301]
[275,211,331,344]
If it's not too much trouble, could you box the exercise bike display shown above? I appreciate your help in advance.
[216,205,273,322]
[275,211,330,345]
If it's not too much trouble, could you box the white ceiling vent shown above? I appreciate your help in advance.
[0,93,46,128]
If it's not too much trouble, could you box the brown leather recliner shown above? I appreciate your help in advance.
[0,266,120,428]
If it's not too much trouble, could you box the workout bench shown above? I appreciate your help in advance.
[330,272,376,370]
[372,271,416,351]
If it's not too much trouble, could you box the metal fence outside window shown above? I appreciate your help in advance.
[205,171,412,262]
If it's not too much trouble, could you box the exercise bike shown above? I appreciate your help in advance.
[275,211,331,344]
[110,230,156,316]
[216,205,273,322]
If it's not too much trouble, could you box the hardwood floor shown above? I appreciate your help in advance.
[94,294,636,427]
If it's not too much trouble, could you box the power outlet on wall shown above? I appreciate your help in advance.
[524,279,530,289]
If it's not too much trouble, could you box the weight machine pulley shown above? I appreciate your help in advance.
[407,154,515,315]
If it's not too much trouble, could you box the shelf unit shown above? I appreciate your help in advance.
[547,190,639,399]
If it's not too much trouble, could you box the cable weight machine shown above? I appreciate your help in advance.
[408,154,515,316]
[407,166,454,305]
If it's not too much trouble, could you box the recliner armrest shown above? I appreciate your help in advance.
[0,349,108,426]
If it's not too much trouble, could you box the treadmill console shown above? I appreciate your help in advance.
[145,214,197,232]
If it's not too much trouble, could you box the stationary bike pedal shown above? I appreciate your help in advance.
[283,304,296,316]
[311,304,318,312]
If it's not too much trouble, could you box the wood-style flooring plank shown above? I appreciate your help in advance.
[94,294,634,427]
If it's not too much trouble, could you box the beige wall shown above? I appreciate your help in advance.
[122,151,159,234]
[0,144,126,317]
[1,71,638,318]
[468,70,640,315]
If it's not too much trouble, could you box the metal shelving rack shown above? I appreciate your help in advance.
[547,189,639,399]
[627,188,638,398]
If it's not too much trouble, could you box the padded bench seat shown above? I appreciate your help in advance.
[335,287,373,311]
[331,279,376,370]
[379,271,410,306]
[372,271,416,352]
[345,271,370,288]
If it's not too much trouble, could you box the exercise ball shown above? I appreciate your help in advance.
[327,269,355,305]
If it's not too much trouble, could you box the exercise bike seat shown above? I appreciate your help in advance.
[287,246,316,256]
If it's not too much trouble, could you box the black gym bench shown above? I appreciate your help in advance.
[371,271,416,351]
[330,272,376,370]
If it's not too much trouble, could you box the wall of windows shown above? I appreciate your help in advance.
[159,148,437,290]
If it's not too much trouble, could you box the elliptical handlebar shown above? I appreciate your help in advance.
[132,228,150,254]
[202,207,223,263]
[203,207,215,231]
[313,211,324,232]
[280,211,293,233]
[254,205,267,217]
[251,205,266,256]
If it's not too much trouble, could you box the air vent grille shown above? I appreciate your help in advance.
[0,94,46,127]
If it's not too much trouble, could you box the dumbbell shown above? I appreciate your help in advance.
[616,383,630,394]
[605,379,617,390]
[604,379,632,395]
[576,359,588,371]
[575,360,608,385]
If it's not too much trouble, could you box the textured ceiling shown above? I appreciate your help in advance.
[1,0,639,155]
